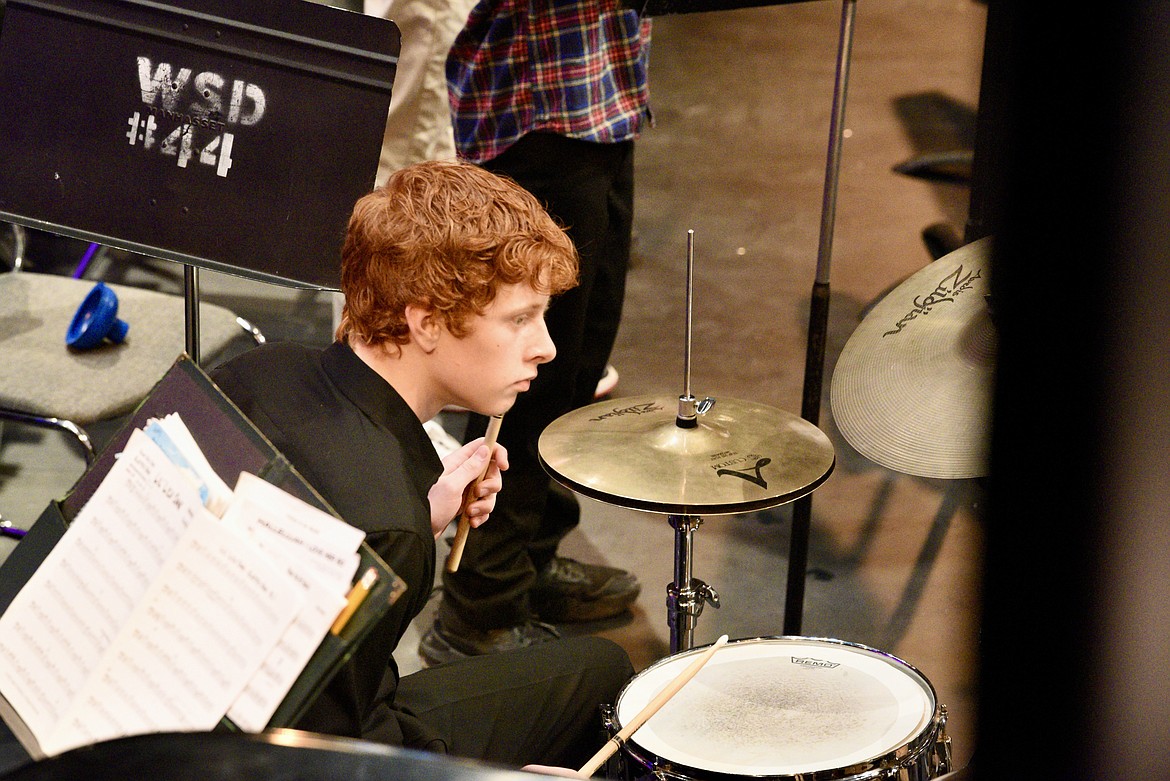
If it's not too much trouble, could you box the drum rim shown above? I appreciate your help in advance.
[613,635,944,780]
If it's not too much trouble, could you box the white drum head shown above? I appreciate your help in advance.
[615,638,936,777]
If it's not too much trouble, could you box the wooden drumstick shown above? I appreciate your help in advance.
[578,634,729,777]
[445,414,503,573]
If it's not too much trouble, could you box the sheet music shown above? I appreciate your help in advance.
[222,472,364,588]
[0,415,371,757]
[0,428,205,741]
[221,472,362,731]
[40,514,303,757]
[226,577,346,732]
[142,413,233,516]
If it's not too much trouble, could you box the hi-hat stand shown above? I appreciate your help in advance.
[630,0,861,637]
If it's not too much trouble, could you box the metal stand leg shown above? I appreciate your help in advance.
[184,263,201,364]
[667,514,719,653]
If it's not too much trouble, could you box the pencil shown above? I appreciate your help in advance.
[330,566,379,635]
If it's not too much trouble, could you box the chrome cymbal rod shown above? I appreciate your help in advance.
[678,229,712,428]
[668,231,719,652]
[683,229,694,400]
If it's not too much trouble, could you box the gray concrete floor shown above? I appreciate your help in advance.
[0,0,986,774]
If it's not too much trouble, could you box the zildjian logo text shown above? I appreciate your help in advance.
[883,265,982,337]
[589,401,663,422]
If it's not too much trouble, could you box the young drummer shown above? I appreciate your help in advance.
[211,160,633,770]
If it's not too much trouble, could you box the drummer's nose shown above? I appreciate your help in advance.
[530,317,556,365]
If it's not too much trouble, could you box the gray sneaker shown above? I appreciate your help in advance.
[530,556,641,623]
[418,615,560,667]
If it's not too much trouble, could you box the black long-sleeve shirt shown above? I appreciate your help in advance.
[211,340,443,747]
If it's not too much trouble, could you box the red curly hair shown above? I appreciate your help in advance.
[336,160,579,347]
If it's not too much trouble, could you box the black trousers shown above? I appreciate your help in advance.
[0,640,633,775]
[441,132,636,628]
[395,635,634,769]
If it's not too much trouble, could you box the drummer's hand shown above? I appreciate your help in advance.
[427,437,508,538]
[521,766,585,778]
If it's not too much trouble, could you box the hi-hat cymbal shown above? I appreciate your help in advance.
[830,236,995,479]
[538,395,835,515]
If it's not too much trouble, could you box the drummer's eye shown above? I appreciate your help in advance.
[512,307,546,326]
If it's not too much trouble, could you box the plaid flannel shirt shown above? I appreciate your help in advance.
[447,0,652,163]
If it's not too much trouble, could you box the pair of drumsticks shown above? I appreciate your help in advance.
[442,415,727,778]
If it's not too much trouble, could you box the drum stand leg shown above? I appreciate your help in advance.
[667,514,720,653]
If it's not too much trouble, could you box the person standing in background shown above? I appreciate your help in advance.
[363,0,478,186]
[420,0,652,665]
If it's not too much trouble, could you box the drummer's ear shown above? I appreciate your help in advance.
[405,304,441,354]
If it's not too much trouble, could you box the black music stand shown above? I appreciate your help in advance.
[0,0,398,357]
[629,0,860,635]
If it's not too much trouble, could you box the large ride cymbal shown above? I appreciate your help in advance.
[538,395,835,515]
[830,236,995,479]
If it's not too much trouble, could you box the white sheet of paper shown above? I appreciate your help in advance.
[0,429,204,742]
[143,413,233,516]
[222,472,363,589]
[39,514,303,757]
[220,472,363,731]
[226,579,346,732]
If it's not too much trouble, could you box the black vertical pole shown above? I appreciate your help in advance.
[184,263,201,365]
[783,0,857,636]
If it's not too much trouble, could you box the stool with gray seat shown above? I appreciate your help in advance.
[0,223,262,464]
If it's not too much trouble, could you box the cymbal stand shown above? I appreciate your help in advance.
[667,230,719,653]
[786,0,858,635]
[668,514,719,653]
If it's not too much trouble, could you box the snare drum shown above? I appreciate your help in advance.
[607,637,951,781]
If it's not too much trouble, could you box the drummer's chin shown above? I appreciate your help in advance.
[475,393,519,418]
[495,395,521,416]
